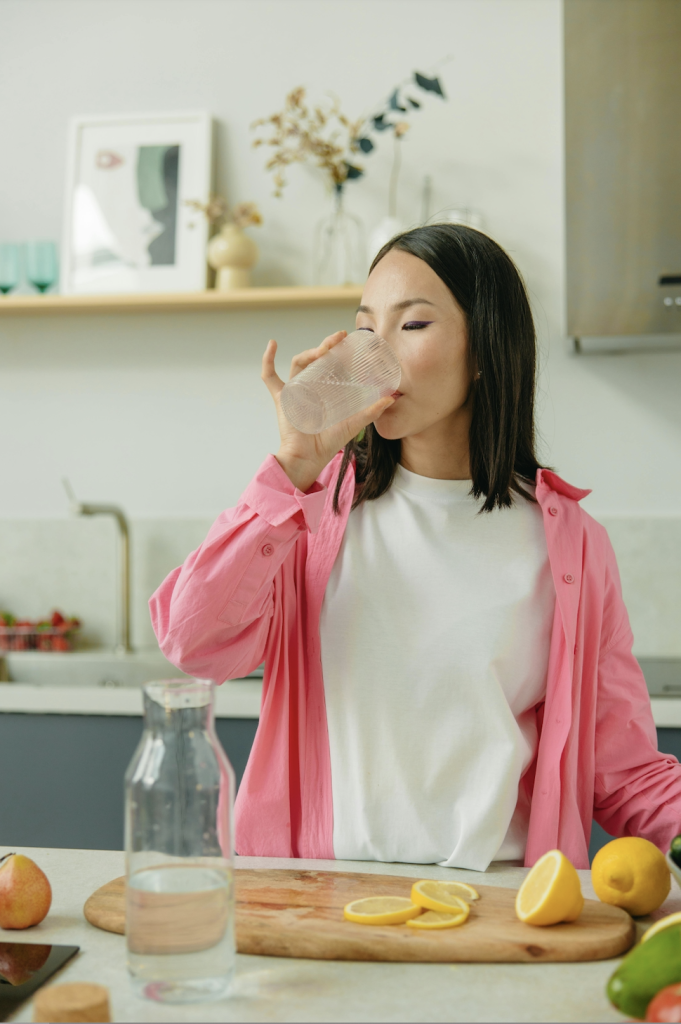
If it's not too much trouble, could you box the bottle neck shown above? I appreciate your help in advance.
[142,680,214,734]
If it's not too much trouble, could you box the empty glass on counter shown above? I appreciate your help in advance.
[280,329,401,434]
[124,679,236,1004]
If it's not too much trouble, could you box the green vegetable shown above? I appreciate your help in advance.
[669,835,681,868]
[607,925,681,1019]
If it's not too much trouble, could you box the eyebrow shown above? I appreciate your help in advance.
[356,298,437,314]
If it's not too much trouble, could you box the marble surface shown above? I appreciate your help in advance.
[0,680,262,718]
[2,685,680,727]
[2,845,679,1023]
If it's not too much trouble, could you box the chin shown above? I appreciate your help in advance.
[373,412,405,441]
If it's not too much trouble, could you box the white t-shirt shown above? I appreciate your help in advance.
[319,464,555,871]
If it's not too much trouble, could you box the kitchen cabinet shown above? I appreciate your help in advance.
[4,708,681,859]
[0,713,257,850]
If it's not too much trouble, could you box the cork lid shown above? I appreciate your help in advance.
[33,982,111,1023]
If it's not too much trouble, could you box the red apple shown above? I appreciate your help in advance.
[0,854,52,929]
[0,941,50,985]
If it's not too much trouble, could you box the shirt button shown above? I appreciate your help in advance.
[564,573,574,584]
[261,544,274,557]
[549,506,558,516]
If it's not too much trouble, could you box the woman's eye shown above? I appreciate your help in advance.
[403,321,433,331]
[356,327,374,332]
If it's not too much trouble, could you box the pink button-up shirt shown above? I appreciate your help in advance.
[150,454,681,869]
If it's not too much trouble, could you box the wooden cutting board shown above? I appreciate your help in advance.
[83,868,635,963]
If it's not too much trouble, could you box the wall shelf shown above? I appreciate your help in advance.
[0,285,364,317]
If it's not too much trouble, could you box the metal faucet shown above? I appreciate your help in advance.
[63,480,132,655]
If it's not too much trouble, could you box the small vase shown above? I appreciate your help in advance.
[207,223,259,290]
[313,189,365,287]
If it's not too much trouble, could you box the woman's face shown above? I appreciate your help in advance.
[356,249,473,443]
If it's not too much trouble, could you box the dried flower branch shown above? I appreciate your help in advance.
[252,67,448,197]
[231,202,263,229]
[252,88,365,196]
[185,196,262,229]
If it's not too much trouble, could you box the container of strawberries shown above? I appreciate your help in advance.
[0,611,81,652]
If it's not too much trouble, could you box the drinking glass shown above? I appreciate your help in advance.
[280,329,401,434]
[125,679,236,1003]
[0,244,20,294]
[25,241,58,293]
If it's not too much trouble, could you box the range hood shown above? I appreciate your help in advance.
[565,0,681,353]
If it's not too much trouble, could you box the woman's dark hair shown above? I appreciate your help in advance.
[332,223,544,515]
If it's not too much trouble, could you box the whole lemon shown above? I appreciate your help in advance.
[592,837,670,916]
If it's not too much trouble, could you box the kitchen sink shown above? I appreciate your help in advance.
[0,649,189,687]
[637,657,681,697]
[0,650,265,688]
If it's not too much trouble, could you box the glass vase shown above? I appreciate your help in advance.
[313,188,365,286]
[124,678,236,1004]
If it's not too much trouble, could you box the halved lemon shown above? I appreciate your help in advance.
[641,911,681,943]
[411,879,478,912]
[407,907,469,930]
[343,896,421,926]
[515,849,584,926]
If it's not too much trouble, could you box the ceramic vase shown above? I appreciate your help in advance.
[207,223,259,290]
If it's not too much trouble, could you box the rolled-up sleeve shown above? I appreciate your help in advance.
[149,455,327,683]
[593,544,681,851]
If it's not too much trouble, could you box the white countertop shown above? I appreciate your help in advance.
[2,683,681,727]
[3,845,677,1023]
[0,681,262,718]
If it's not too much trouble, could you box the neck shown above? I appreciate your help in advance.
[399,407,472,481]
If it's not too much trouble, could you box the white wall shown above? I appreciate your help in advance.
[0,0,680,651]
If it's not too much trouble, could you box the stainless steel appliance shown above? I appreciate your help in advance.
[565,0,681,352]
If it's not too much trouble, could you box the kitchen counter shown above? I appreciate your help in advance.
[0,680,261,718]
[2,846,679,1023]
[3,682,681,726]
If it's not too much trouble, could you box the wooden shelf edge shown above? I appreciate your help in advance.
[0,286,364,316]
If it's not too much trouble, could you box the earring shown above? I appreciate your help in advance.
[476,370,482,379]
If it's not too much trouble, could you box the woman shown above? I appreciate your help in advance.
[151,225,681,870]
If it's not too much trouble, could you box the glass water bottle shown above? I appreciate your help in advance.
[124,679,236,1004]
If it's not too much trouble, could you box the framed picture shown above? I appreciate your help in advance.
[61,111,213,295]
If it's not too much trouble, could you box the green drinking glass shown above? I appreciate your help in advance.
[26,241,58,293]
[0,244,20,294]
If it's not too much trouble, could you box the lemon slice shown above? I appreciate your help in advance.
[411,880,473,914]
[343,897,421,926]
[641,911,681,943]
[407,907,469,930]
[515,849,584,926]
[411,879,478,911]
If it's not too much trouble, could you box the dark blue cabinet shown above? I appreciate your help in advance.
[2,712,679,858]
[0,713,258,850]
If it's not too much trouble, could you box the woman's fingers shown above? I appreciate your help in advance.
[290,330,347,378]
[262,339,285,397]
[340,395,395,442]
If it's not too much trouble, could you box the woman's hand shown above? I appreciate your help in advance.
[262,330,395,493]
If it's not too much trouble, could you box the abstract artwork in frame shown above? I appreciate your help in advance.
[61,111,212,295]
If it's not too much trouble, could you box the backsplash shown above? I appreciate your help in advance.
[0,514,679,656]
